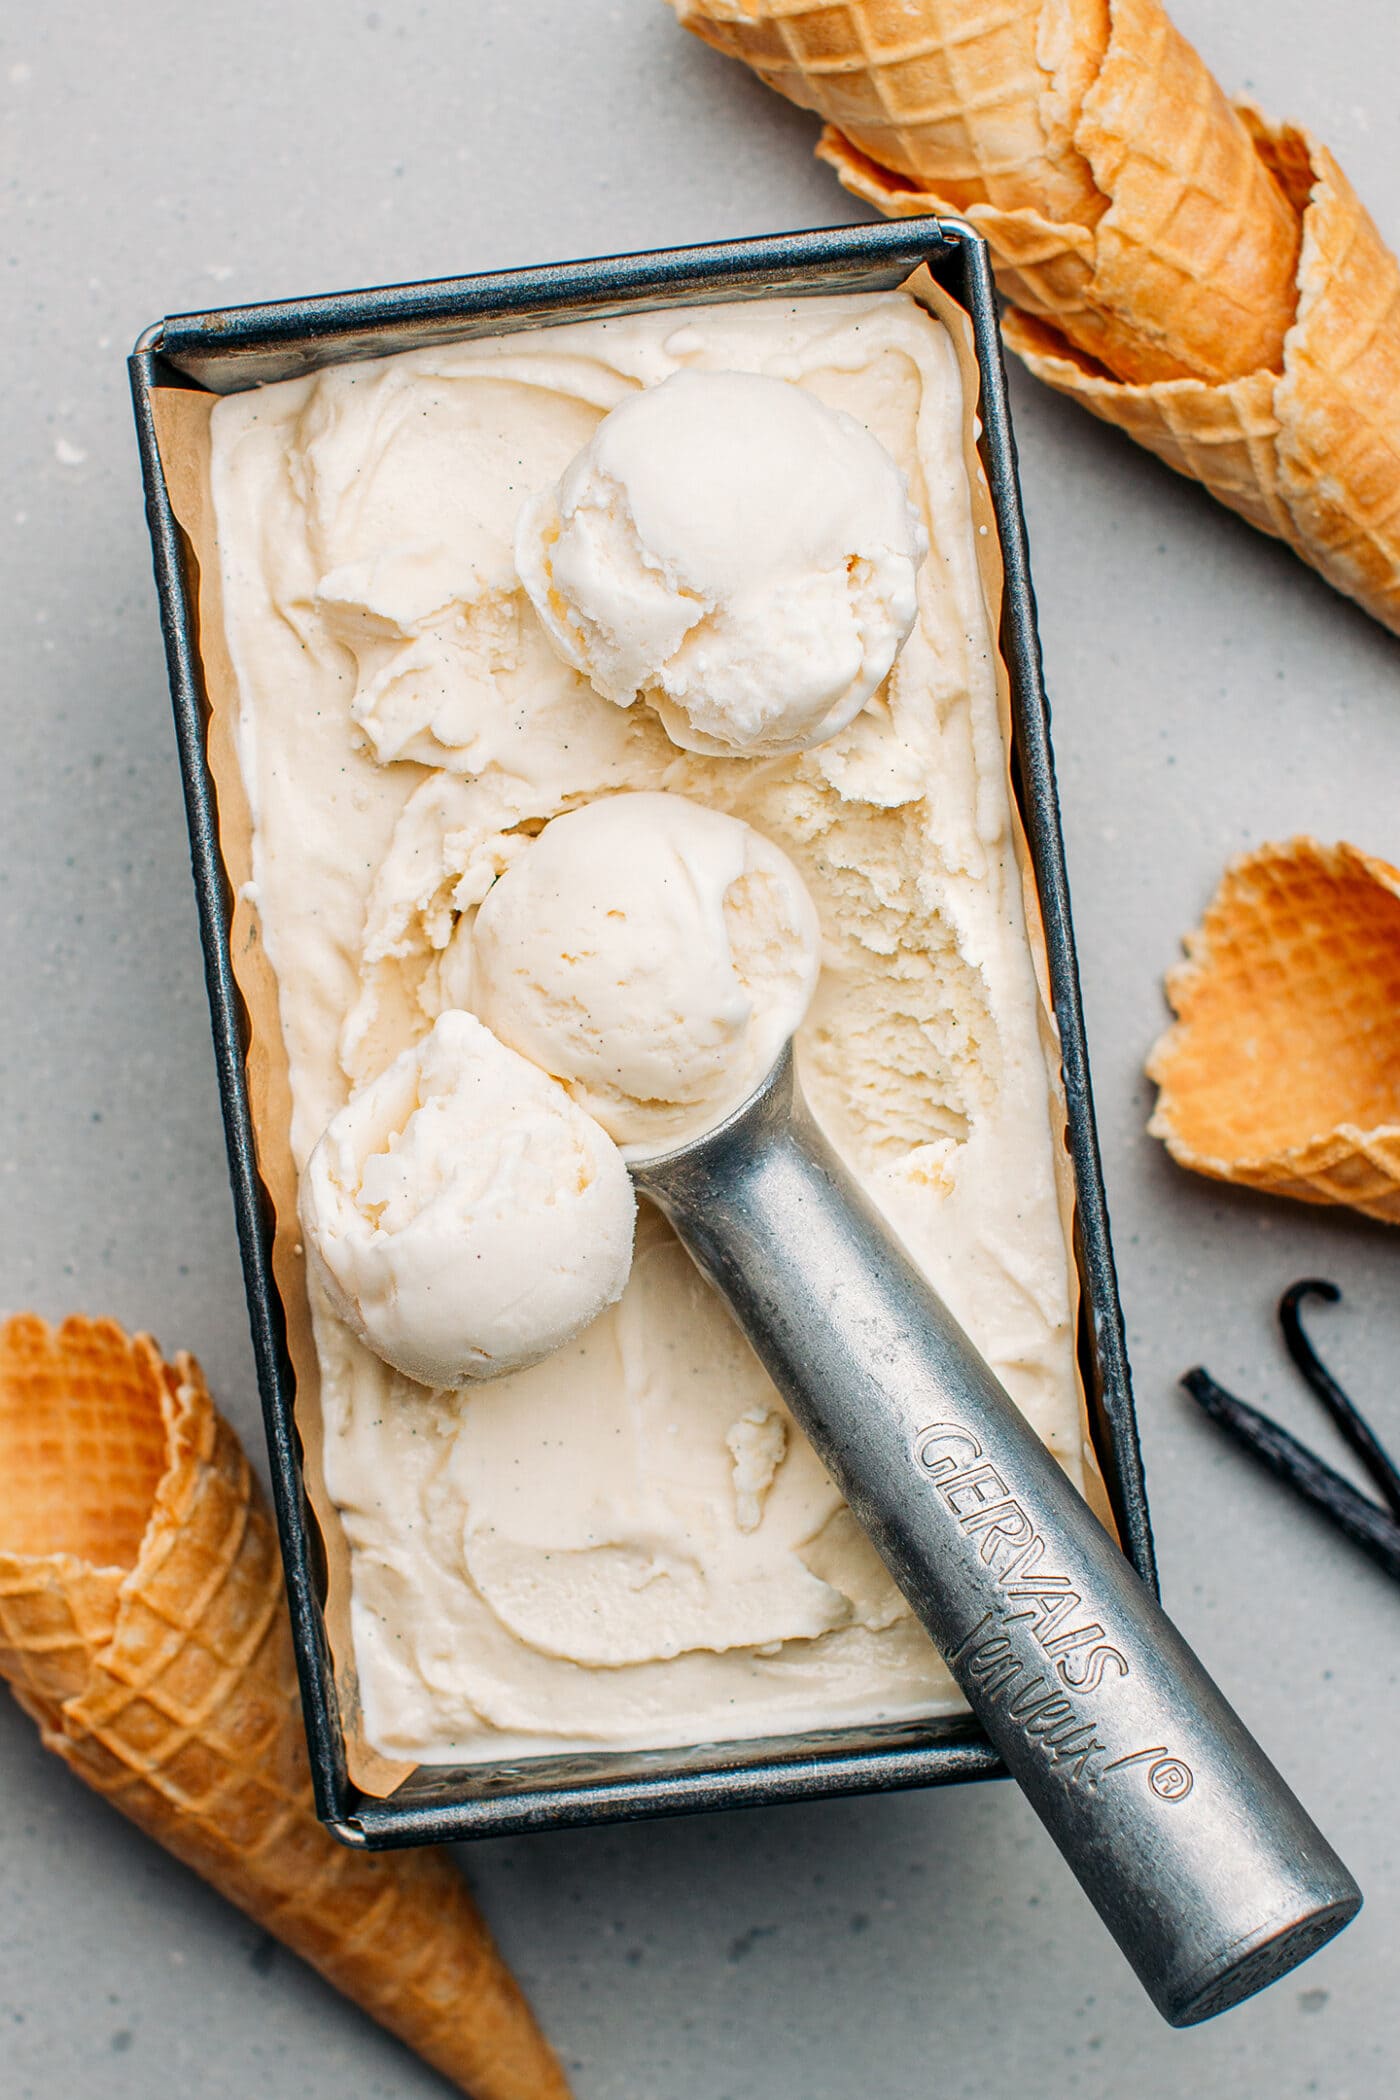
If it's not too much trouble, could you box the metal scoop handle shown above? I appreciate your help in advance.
[632,1050,1360,2027]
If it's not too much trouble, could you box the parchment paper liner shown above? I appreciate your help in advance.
[148,265,1111,1800]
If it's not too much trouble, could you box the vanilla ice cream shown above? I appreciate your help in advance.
[209,290,1091,1765]
[300,1010,635,1387]
[473,792,821,1156]
[516,368,926,757]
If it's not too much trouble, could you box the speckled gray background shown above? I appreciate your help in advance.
[2,4,1398,2095]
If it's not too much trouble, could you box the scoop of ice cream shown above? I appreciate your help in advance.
[300,1010,635,1386]
[471,792,821,1157]
[515,369,927,757]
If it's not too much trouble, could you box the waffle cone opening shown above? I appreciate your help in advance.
[0,1316,171,1568]
[0,1315,572,2098]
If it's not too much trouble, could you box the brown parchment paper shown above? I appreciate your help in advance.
[147,276,1110,1801]
[150,388,413,1798]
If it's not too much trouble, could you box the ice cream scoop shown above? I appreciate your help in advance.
[300,1010,634,1386]
[466,787,1355,2019]
[471,792,821,1156]
[515,369,926,756]
[631,1045,1360,2027]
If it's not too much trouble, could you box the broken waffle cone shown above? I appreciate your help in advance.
[0,1315,570,2100]
[671,0,1400,635]
[1146,840,1400,1223]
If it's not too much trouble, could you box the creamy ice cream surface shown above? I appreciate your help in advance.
[516,367,926,756]
[209,290,1091,1764]
[472,792,821,1156]
[300,1009,635,1387]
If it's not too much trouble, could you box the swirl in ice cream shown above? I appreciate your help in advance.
[515,368,927,757]
[300,1010,635,1387]
[472,792,822,1157]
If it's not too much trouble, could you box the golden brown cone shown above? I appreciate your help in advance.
[673,0,1300,384]
[672,0,1400,636]
[0,1315,571,2100]
[1146,840,1400,1224]
[1006,116,1400,638]
[675,0,1111,224]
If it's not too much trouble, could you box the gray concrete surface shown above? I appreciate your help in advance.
[2,3,1398,2095]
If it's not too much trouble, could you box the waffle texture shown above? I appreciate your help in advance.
[1147,840,1400,1222]
[0,1315,570,2100]
[671,0,1400,635]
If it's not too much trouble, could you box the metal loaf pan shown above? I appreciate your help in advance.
[130,217,1154,1848]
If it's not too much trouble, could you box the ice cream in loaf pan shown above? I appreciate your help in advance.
[209,291,1090,1763]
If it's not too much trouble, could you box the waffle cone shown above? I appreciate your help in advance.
[674,0,1109,225]
[0,1314,570,2100]
[672,1,1400,635]
[1146,840,1400,1223]
[675,0,1298,383]
[1006,115,1400,637]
